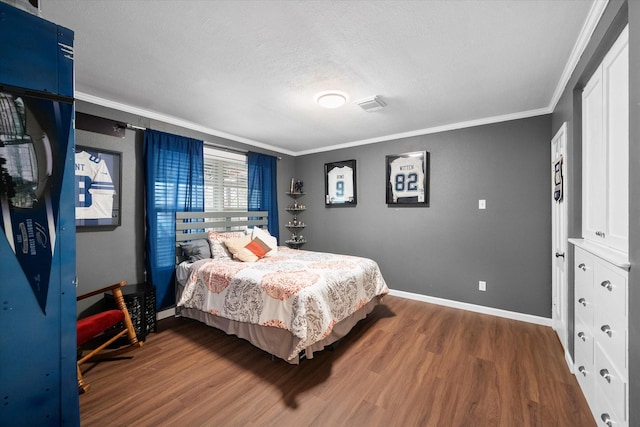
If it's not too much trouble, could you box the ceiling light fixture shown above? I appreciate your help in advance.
[316,91,348,109]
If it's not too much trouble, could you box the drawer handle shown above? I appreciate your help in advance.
[595,231,606,238]
[577,332,586,342]
[555,252,565,258]
[601,413,613,427]
[600,324,612,337]
[578,263,587,271]
[600,280,613,291]
[578,366,587,376]
[578,298,587,307]
[599,369,611,383]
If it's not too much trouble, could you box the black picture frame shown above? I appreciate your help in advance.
[74,146,121,227]
[324,159,357,206]
[385,151,429,206]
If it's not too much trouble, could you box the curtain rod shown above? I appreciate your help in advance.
[123,123,281,160]
[205,142,282,160]
[204,141,247,155]
[125,123,146,131]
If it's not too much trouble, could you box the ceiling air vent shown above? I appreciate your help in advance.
[355,95,386,112]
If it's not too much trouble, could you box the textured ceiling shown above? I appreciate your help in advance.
[39,0,600,155]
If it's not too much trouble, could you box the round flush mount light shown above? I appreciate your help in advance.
[315,91,348,109]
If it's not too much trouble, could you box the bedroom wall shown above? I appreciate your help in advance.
[552,1,639,424]
[294,115,552,317]
[628,2,640,422]
[74,101,295,310]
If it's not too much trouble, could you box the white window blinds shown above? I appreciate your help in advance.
[203,146,247,211]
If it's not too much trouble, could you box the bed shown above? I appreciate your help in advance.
[174,211,389,364]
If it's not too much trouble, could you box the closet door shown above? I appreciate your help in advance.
[582,66,606,243]
[581,26,628,253]
[602,27,628,253]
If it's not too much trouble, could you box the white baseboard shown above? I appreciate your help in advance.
[565,350,574,373]
[388,289,553,327]
[159,291,552,328]
[157,307,175,321]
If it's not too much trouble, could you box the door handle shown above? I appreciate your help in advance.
[555,252,565,258]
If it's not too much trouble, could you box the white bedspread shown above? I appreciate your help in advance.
[177,247,389,360]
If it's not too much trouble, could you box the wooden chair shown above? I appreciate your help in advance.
[76,281,143,394]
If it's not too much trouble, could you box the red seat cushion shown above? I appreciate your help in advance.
[77,310,125,346]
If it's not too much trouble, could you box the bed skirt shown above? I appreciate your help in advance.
[175,295,384,364]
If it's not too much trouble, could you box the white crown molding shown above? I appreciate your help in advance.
[389,289,553,327]
[296,106,551,156]
[548,0,609,111]
[74,91,296,157]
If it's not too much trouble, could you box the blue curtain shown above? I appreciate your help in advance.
[143,129,203,310]
[247,152,279,239]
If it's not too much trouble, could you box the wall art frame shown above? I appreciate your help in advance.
[74,145,121,227]
[385,151,429,206]
[324,159,357,206]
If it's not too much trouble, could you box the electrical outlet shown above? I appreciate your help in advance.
[479,199,486,210]
[479,281,486,291]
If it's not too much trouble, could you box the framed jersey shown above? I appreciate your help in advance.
[385,151,429,206]
[74,145,121,227]
[324,159,357,206]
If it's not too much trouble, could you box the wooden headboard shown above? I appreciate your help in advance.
[175,211,268,243]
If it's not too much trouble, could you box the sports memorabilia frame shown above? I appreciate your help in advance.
[385,151,429,206]
[324,159,357,206]
[74,145,121,227]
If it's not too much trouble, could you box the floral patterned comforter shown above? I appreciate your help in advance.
[177,247,389,359]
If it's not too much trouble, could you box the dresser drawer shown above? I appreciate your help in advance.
[593,263,627,371]
[574,348,595,410]
[595,401,626,427]
[595,343,627,423]
[574,317,594,366]
[575,289,594,327]
[594,262,627,317]
[575,248,595,323]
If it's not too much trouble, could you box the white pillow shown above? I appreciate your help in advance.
[251,227,278,254]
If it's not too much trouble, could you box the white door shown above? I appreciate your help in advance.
[581,26,629,253]
[551,123,568,354]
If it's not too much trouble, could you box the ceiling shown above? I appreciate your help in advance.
[39,0,602,156]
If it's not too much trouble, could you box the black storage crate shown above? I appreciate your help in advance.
[104,283,156,342]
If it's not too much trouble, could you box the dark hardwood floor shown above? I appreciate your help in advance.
[79,296,594,426]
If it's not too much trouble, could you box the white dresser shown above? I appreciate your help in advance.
[573,24,629,427]
[571,240,629,427]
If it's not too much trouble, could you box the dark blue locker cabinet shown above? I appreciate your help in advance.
[0,3,79,426]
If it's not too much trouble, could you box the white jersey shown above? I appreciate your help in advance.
[327,166,354,203]
[75,151,115,219]
[389,156,424,202]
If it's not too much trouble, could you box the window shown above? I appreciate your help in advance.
[203,146,247,211]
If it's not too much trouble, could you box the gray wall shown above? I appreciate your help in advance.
[294,115,552,317]
[629,2,640,423]
[552,1,639,424]
[75,127,145,295]
[74,101,295,310]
